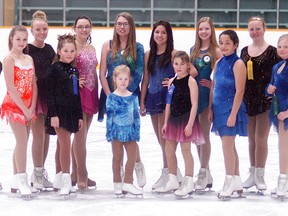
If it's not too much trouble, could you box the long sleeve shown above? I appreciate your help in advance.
[128,42,144,92]
[106,95,113,142]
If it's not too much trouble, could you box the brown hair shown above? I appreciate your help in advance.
[112,12,137,61]
[73,15,92,44]
[8,25,28,51]
[53,33,77,63]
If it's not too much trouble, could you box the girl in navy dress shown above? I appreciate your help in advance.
[106,65,142,196]
[155,51,204,197]
[209,30,248,199]
[266,34,288,198]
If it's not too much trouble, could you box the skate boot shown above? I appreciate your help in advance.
[255,167,267,193]
[60,173,75,195]
[207,169,213,189]
[53,171,62,191]
[42,168,53,189]
[114,182,123,196]
[174,176,194,198]
[31,167,44,190]
[154,174,179,193]
[152,168,168,190]
[218,175,234,200]
[276,174,288,199]
[177,168,183,183]
[122,183,143,196]
[18,173,32,197]
[242,166,255,189]
[233,175,244,197]
[135,161,146,188]
[195,168,210,192]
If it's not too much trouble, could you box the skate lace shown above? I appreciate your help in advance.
[196,171,206,184]
[35,169,43,184]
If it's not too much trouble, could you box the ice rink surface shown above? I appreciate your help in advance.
[0,27,287,216]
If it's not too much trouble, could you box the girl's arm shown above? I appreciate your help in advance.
[133,96,141,141]
[208,60,219,123]
[162,79,173,135]
[127,43,144,92]
[140,50,150,116]
[3,56,30,118]
[227,59,246,127]
[29,57,38,115]
[265,63,278,96]
[184,76,198,137]
[99,40,111,96]
[105,95,113,142]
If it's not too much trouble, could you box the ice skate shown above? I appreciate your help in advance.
[135,161,146,188]
[195,168,213,194]
[276,174,288,201]
[152,168,168,190]
[177,168,183,184]
[60,173,76,196]
[174,176,194,198]
[122,183,143,197]
[53,172,62,191]
[17,173,32,199]
[242,166,255,189]
[114,182,123,197]
[254,167,267,194]
[217,175,234,201]
[11,173,39,198]
[154,174,179,194]
[233,175,245,198]
[31,167,44,190]
[42,168,53,189]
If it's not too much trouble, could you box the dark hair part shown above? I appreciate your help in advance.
[147,20,174,75]
[8,25,28,52]
[54,33,77,63]
[219,29,239,51]
[73,15,92,44]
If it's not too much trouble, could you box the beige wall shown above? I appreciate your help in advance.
[4,0,14,25]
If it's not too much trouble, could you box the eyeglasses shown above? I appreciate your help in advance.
[116,22,129,27]
[76,25,91,30]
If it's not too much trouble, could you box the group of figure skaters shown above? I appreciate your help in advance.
[0,10,288,201]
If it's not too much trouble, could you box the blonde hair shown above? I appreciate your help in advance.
[190,17,218,69]
[31,10,48,28]
[112,12,137,61]
[278,34,288,43]
[248,16,266,29]
[8,25,28,51]
[112,64,132,90]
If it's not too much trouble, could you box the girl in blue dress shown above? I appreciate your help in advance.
[266,34,288,198]
[99,12,146,188]
[190,17,222,192]
[140,20,184,190]
[209,30,248,199]
[106,65,142,196]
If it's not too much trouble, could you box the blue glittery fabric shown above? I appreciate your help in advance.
[266,60,288,131]
[145,54,175,115]
[106,93,140,142]
[211,53,248,137]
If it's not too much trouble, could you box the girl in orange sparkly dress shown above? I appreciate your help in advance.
[1,25,37,197]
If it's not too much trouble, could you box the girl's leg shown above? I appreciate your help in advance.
[247,115,256,166]
[221,136,236,175]
[123,141,137,184]
[151,113,167,167]
[278,121,288,174]
[55,128,71,173]
[55,139,61,173]
[180,142,193,176]
[112,140,124,183]
[9,119,30,173]
[165,140,178,175]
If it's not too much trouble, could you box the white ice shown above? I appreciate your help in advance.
[0,27,287,216]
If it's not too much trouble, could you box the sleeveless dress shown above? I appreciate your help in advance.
[193,53,213,114]
[164,74,204,144]
[106,93,140,142]
[27,43,55,115]
[241,45,280,116]
[45,61,83,134]
[75,47,99,116]
[145,54,175,115]
[266,60,288,131]
[1,60,35,125]
[211,53,248,137]
[98,42,144,122]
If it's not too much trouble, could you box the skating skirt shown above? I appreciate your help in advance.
[163,112,205,144]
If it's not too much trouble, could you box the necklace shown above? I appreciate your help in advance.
[200,48,209,54]
[76,41,88,47]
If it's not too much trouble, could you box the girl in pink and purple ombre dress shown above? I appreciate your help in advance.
[70,16,99,190]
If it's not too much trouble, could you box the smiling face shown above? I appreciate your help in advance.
[153,25,167,46]
[115,16,130,37]
[277,36,288,60]
[31,19,48,43]
[58,42,77,64]
[248,20,265,42]
[219,34,237,56]
[11,30,28,52]
[198,21,212,42]
[173,57,189,78]
[74,18,92,41]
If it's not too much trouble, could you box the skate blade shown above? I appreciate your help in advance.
[244,189,265,196]
[195,188,215,195]
[270,193,288,201]
[174,192,193,199]
[122,191,143,198]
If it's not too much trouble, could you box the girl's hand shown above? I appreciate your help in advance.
[24,109,34,121]
[51,116,59,128]
[199,79,212,89]
[208,108,213,123]
[140,104,146,116]
[267,84,276,95]
[277,110,288,121]
[79,77,86,88]
[227,114,236,127]
[162,123,167,135]
[184,125,192,137]
[162,78,170,87]
[78,119,83,130]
